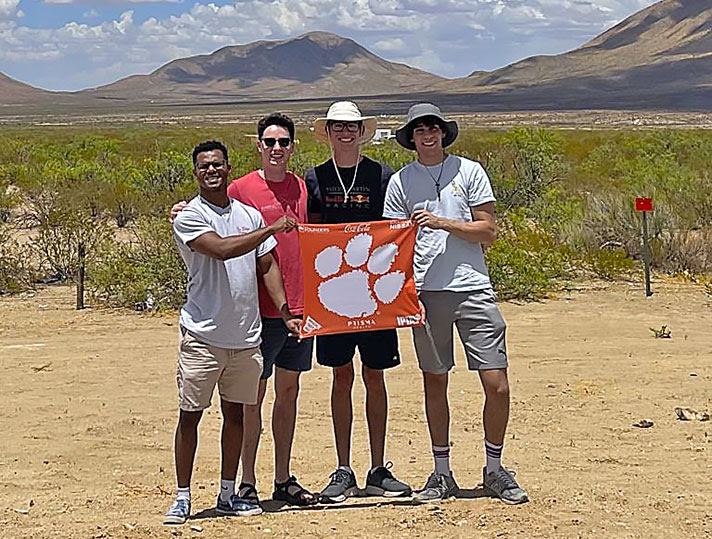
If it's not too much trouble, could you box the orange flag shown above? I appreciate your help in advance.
[298,219,423,338]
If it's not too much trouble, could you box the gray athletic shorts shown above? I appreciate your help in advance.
[413,289,508,374]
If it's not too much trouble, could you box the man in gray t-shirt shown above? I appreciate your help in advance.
[384,103,529,505]
[164,140,300,526]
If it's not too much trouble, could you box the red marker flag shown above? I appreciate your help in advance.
[635,198,653,212]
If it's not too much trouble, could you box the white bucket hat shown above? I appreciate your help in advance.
[313,101,377,145]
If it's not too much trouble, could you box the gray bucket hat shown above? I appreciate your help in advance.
[395,103,458,151]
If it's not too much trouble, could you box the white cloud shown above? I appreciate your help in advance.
[373,38,407,52]
[0,0,19,19]
[44,0,181,3]
[114,10,133,33]
[0,0,660,90]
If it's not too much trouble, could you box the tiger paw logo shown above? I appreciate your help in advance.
[314,233,405,318]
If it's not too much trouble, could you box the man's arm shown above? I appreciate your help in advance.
[257,252,301,336]
[188,216,296,261]
[382,171,409,220]
[412,201,496,245]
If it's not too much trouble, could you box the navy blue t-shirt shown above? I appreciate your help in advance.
[305,156,393,224]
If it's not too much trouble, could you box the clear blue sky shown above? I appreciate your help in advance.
[0,0,658,91]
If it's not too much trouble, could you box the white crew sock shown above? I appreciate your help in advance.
[176,486,191,502]
[432,445,451,476]
[485,439,503,475]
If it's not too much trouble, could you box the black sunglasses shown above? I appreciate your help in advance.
[195,161,227,172]
[261,137,292,148]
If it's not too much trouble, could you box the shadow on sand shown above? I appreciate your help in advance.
[190,485,494,520]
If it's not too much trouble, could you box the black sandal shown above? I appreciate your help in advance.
[238,482,260,505]
[272,476,317,506]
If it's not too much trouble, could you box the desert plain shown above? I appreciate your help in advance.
[1,280,711,539]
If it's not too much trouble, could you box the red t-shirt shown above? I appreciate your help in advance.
[227,170,307,318]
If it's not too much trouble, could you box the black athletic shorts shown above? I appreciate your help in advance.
[316,329,400,370]
[260,317,313,379]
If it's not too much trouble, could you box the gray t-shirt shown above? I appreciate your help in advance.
[173,196,277,349]
[383,155,496,292]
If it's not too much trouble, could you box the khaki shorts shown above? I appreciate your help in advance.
[413,289,508,374]
[177,327,263,412]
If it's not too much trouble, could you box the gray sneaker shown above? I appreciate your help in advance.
[320,468,358,503]
[482,466,529,504]
[163,498,190,525]
[412,472,459,503]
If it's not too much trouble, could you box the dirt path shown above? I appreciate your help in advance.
[1,281,710,539]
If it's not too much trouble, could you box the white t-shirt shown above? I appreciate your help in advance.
[173,196,277,348]
[383,155,496,292]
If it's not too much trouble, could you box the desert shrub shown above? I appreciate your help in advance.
[134,151,195,212]
[449,130,500,164]
[0,225,37,294]
[99,161,148,227]
[487,211,574,300]
[227,144,263,178]
[29,208,113,283]
[2,125,711,308]
[0,171,20,222]
[572,191,643,256]
[492,127,567,211]
[102,179,144,228]
[571,130,712,274]
[20,176,113,282]
[288,142,328,177]
[365,140,412,172]
[584,248,635,280]
[653,228,712,274]
[89,217,186,310]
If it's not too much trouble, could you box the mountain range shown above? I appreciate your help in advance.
[1,0,710,112]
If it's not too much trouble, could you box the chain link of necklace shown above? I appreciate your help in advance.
[423,155,446,201]
[333,155,360,204]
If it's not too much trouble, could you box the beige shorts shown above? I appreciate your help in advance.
[177,327,263,412]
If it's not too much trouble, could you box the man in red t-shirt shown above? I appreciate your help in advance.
[171,114,315,507]
[227,114,316,506]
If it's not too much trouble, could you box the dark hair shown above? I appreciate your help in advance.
[257,112,295,140]
[408,116,445,141]
[192,140,229,166]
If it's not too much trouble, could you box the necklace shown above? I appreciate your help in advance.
[333,155,360,204]
[423,155,446,201]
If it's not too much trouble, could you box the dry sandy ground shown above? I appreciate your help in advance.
[1,281,711,539]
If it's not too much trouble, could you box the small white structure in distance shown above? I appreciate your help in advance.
[371,129,394,144]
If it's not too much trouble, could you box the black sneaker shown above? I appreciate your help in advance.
[216,494,263,517]
[365,462,412,497]
[320,468,358,503]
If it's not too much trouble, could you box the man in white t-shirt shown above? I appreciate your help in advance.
[164,140,300,525]
[383,104,529,505]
